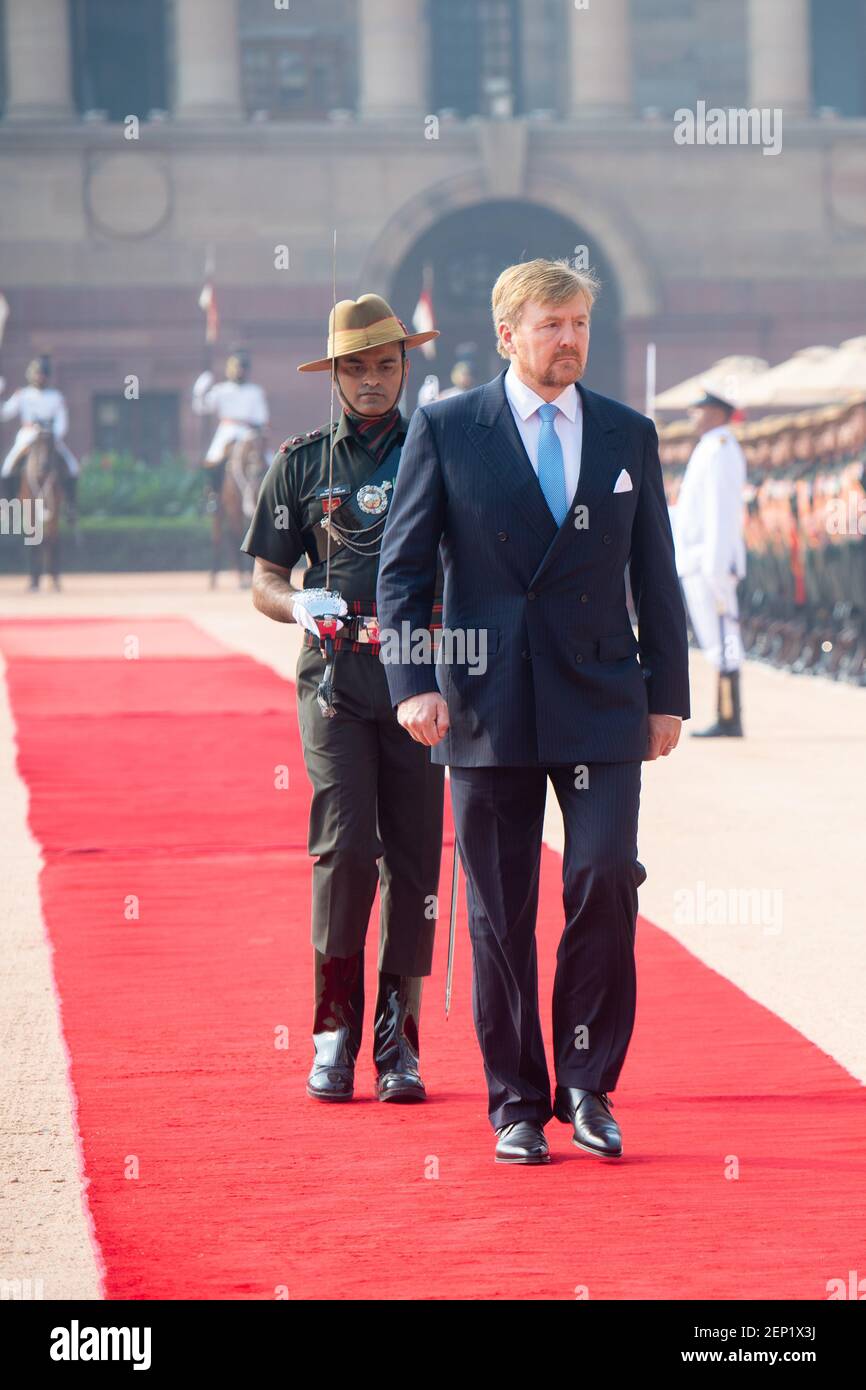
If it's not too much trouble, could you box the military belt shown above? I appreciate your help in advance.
[301,601,443,655]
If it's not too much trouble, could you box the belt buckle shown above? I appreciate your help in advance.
[356,616,380,644]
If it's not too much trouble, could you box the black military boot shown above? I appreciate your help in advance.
[306,949,365,1102]
[203,475,220,515]
[203,460,226,515]
[691,669,744,738]
[61,471,79,524]
[372,972,426,1103]
[0,470,20,502]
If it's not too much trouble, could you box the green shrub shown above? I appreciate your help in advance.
[0,517,253,574]
[79,452,204,519]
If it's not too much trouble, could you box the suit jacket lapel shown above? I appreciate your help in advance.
[572,381,627,512]
[529,381,628,585]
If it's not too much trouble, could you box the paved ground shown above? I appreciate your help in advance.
[1,569,863,1297]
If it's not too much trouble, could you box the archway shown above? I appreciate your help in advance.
[389,198,623,399]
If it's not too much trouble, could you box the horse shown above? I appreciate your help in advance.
[208,432,267,589]
[18,425,64,590]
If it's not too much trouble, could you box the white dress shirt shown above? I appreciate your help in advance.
[504,362,583,504]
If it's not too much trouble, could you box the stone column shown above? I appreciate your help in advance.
[568,0,633,119]
[358,0,426,119]
[747,0,811,115]
[4,0,74,120]
[175,0,243,119]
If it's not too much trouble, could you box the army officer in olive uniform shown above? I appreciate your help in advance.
[240,295,445,1105]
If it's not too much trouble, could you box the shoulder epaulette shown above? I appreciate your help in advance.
[278,425,330,455]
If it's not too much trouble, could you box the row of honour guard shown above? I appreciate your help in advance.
[662,392,866,685]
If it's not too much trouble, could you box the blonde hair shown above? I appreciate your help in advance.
[491,258,602,360]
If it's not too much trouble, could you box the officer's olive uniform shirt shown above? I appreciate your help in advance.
[240,409,408,608]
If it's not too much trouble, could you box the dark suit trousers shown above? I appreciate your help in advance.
[448,762,646,1131]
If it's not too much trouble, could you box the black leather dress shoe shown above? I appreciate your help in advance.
[494,1121,550,1165]
[554,1086,623,1158]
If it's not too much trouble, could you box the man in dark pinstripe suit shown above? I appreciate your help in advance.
[377,259,690,1165]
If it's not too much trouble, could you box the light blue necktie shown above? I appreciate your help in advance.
[536,402,568,526]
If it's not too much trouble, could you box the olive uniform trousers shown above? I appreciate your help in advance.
[295,642,445,977]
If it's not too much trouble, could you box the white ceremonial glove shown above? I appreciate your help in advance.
[291,588,348,637]
[193,370,214,395]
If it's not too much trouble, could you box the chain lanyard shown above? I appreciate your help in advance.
[320,511,389,556]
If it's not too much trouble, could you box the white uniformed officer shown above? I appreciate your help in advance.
[192,347,269,507]
[434,359,475,401]
[673,389,747,737]
[0,356,80,514]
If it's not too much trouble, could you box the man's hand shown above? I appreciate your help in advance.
[645,713,682,761]
[397,692,450,747]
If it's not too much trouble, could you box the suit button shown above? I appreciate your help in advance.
[521,649,531,661]
[527,590,536,601]
[497,531,508,541]
[580,593,589,603]
[575,654,584,664]
[602,534,612,544]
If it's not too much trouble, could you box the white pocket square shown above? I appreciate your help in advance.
[613,469,633,493]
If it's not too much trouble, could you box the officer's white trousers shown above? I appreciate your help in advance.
[2,426,79,477]
[680,573,743,671]
[204,421,257,464]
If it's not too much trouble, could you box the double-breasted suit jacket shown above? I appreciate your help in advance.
[377,367,690,765]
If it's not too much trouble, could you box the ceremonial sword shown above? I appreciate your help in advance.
[314,227,342,718]
[445,835,460,1017]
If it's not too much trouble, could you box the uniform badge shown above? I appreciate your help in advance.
[356,480,393,515]
[316,484,350,514]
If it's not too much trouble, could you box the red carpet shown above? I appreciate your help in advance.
[2,613,864,1300]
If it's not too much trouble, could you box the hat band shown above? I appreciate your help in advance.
[327,316,407,359]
